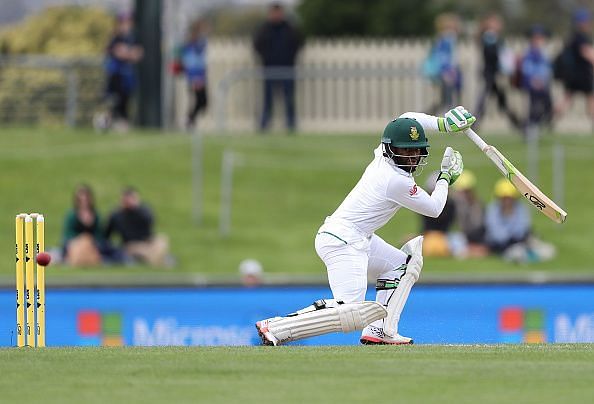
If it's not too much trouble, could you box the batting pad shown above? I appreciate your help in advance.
[267,300,387,343]
[384,235,423,337]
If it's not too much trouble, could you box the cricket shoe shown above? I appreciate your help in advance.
[255,319,280,346]
[360,325,413,345]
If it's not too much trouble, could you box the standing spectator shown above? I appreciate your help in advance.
[62,185,124,266]
[554,8,594,125]
[180,18,208,130]
[253,3,304,133]
[452,171,488,258]
[105,187,171,267]
[521,25,553,137]
[104,13,143,132]
[423,13,462,115]
[475,13,522,130]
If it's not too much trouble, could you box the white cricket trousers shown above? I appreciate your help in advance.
[314,223,408,303]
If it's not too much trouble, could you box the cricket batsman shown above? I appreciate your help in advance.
[256,106,476,345]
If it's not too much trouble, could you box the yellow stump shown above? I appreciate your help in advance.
[24,215,35,347]
[35,215,45,347]
[15,215,25,347]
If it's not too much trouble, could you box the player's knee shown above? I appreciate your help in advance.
[337,301,386,332]
[406,255,422,282]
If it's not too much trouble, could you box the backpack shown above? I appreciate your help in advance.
[553,44,574,81]
[422,45,440,81]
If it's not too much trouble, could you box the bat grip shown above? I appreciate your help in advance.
[464,129,489,152]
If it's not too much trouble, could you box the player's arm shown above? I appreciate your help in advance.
[387,176,448,218]
[399,106,476,134]
[386,147,464,218]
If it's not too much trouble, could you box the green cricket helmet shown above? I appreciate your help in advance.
[381,118,429,148]
[381,117,429,174]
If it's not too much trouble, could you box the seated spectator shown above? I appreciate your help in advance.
[62,184,124,266]
[452,171,489,258]
[421,171,456,257]
[485,179,555,263]
[238,259,264,287]
[105,187,172,267]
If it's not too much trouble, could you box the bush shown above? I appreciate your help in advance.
[0,6,113,56]
[0,6,113,126]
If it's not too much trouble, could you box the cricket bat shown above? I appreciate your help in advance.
[465,129,567,224]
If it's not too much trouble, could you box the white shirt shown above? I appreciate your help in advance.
[323,112,449,238]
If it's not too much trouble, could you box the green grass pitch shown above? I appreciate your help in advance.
[1,345,593,403]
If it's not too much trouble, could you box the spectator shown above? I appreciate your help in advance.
[421,171,456,257]
[475,13,522,131]
[180,18,208,130]
[423,13,462,115]
[239,259,264,287]
[485,179,555,263]
[452,171,488,258]
[105,187,171,267]
[554,8,594,125]
[104,13,143,132]
[253,3,304,133]
[62,185,123,266]
[521,25,553,138]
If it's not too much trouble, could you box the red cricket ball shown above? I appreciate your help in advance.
[36,252,51,267]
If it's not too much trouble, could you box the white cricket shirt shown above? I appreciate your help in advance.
[324,112,449,238]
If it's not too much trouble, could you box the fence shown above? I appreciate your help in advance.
[170,38,593,133]
[0,55,103,127]
[0,39,592,133]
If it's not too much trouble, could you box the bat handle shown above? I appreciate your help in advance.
[464,128,489,152]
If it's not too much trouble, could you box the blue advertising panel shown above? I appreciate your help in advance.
[1,285,593,346]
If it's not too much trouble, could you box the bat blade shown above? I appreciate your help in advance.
[485,146,567,224]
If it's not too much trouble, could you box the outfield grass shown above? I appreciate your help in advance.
[0,127,592,278]
[0,345,593,403]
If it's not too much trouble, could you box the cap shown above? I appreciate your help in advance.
[239,259,263,277]
[453,171,477,191]
[573,8,592,24]
[494,178,518,198]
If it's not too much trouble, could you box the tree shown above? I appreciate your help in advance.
[297,0,442,37]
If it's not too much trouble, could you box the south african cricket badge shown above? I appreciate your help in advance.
[410,127,419,140]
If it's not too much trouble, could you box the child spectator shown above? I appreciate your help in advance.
[180,18,208,129]
[521,25,553,137]
[104,13,143,132]
[423,13,462,115]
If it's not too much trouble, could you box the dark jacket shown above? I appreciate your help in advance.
[105,205,154,244]
[480,30,502,78]
[253,20,303,67]
[568,31,593,85]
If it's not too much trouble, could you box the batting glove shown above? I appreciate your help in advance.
[437,147,464,186]
[441,106,476,133]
